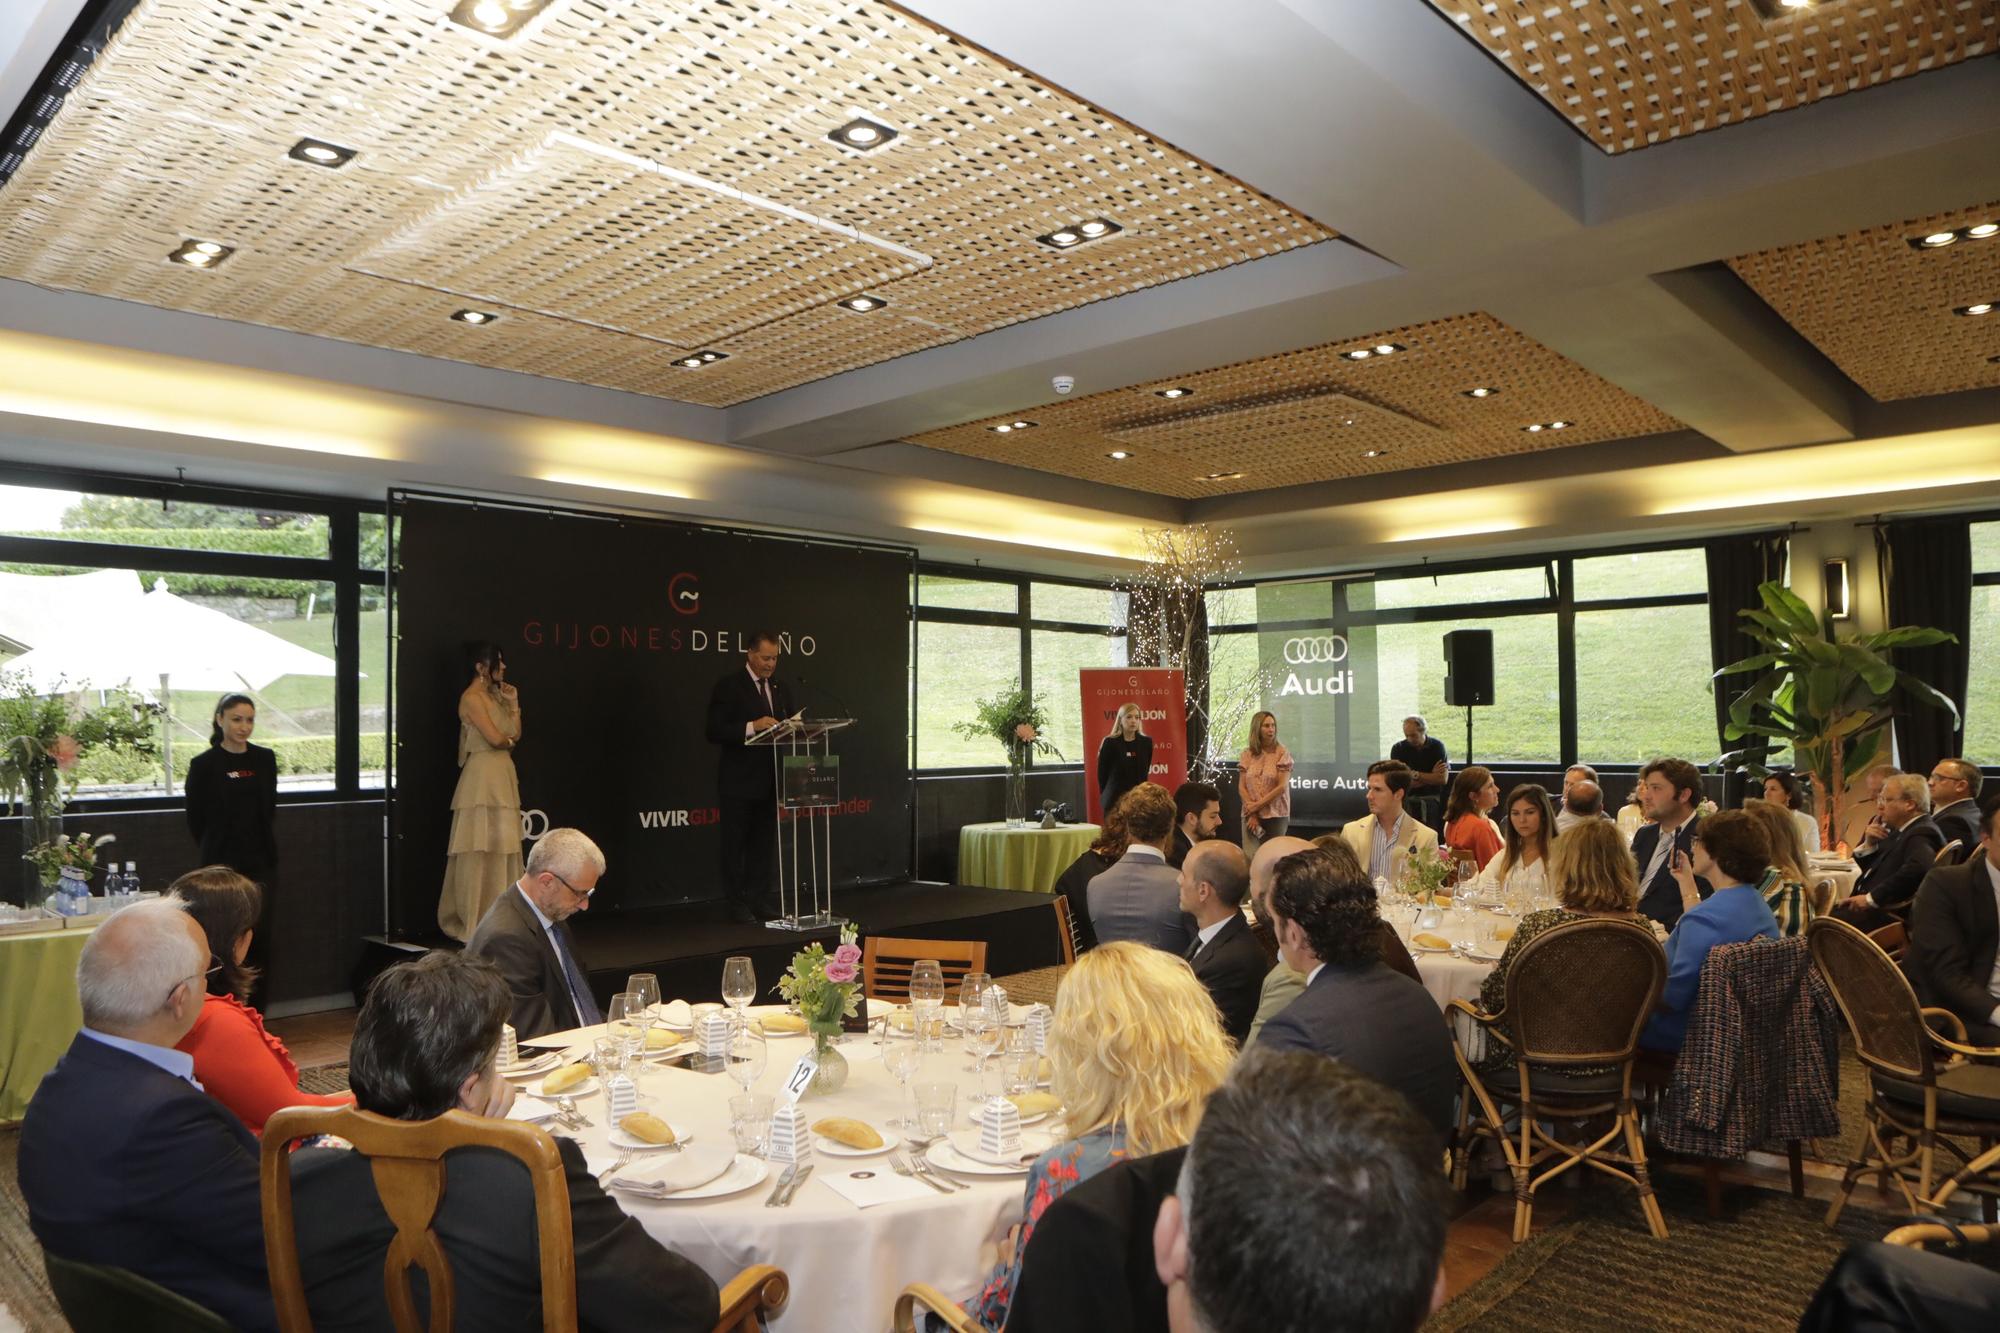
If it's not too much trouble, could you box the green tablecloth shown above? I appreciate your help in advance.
[957,822,1101,894]
[1,918,100,1122]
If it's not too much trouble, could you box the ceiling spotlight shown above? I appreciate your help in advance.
[1342,341,1404,361]
[1155,387,1193,399]
[1550,419,1571,429]
[1461,386,1500,399]
[1968,223,1999,239]
[287,138,356,168]
[828,117,899,152]
[1362,449,1390,459]
[450,309,499,325]
[1198,471,1244,482]
[448,0,555,40]
[1035,218,1122,251]
[838,295,887,312]
[1523,419,1572,433]
[990,420,1036,434]
[1955,303,1995,316]
[675,350,729,368]
[1107,450,1131,460]
[1919,232,1959,248]
[168,238,234,269]
[1373,344,1398,356]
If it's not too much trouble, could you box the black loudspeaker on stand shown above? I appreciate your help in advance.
[1443,629,1494,763]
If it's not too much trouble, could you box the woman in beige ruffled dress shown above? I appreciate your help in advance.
[438,642,522,941]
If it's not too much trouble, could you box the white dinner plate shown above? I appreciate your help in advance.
[498,1052,558,1079]
[616,1154,769,1202]
[929,1129,1054,1175]
[609,1120,693,1150]
[812,1126,900,1157]
[1409,942,1454,955]
[964,1106,1051,1128]
[1461,948,1505,964]
[534,1074,600,1099]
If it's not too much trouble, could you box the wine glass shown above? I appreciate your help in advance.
[727,1018,768,1094]
[964,1004,1006,1105]
[721,956,756,1018]
[605,992,644,1064]
[909,961,944,1053]
[958,972,992,1070]
[881,1011,922,1129]
[627,972,660,1016]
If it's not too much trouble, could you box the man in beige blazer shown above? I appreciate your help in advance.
[1340,760,1440,888]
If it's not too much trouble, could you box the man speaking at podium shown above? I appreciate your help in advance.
[706,631,794,923]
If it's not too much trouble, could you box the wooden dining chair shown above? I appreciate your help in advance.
[1867,918,1909,963]
[1051,895,1080,965]
[861,937,988,1002]
[892,1283,981,1332]
[1806,875,1841,920]
[1936,839,1964,866]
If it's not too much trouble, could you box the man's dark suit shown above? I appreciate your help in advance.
[1087,851,1193,955]
[1169,826,1195,869]
[290,1135,718,1333]
[1934,799,1981,862]
[467,884,586,1040]
[1187,912,1267,1046]
[1631,817,1708,928]
[1909,855,2000,1045]
[705,665,794,914]
[18,1034,275,1331]
[1852,814,1946,912]
[1256,961,1459,1140]
[1005,1147,1185,1333]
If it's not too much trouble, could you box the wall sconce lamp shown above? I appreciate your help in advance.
[1823,557,1850,621]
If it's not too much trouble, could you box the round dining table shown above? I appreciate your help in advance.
[956,821,1100,894]
[520,1009,1026,1332]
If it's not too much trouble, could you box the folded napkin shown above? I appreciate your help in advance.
[655,999,693,1027]
[612,1143,736,1195]
[818,1165,939,1210]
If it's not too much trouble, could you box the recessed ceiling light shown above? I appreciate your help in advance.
[1342,341,1404,361]
[168,238,234,268]
[1362,449,1390,459]
[1908,222,2000,250]
[1523,419,1573,433]
[1918,232,1960,248]
[450,309,499,325]
[1373,344,1398,356]
[1955,302,1995,316]
[1198,471,1244,482]
[990,420,1037,434]
[448,0,555,40]
[674,350,729,368]
[1107,450,1131,460]
[1035,218,1122,251]
[287,138,356,168]
[1155,387,1194,399]
[838,295,887,312]
[1968,223,2000,239]
[828,117,899,152]
[1461,386,1499,399]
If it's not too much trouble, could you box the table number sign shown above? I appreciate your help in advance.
[780,1052,820,1106]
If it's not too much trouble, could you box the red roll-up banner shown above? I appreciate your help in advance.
[1079,668,1188,824]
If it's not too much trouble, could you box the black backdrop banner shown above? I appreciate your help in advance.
[388,494,914,936]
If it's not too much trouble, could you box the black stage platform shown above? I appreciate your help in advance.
[565,881,1062,1008]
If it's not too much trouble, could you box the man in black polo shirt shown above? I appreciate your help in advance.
[1389,716,1449,830]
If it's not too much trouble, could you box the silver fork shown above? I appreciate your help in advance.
[902,1142,965,1192]
[596,1148,636,1185]
[892,1151,955,1195]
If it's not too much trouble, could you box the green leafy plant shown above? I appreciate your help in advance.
[0,679,160,812]
[950,679,1064,764]
[1713,581,1957,849]
[25,830,116,888]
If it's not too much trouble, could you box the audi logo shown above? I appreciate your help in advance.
[1283,635,1350,665]
[520,809,550,841]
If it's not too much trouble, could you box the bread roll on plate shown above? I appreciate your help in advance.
[811,1117,884,1150]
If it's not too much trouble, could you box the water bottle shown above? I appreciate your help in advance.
[123,861,140,895]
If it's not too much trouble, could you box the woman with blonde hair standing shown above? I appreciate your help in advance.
[1094,701,1153,821]
[966,941,1233,1329]
[438,640,523,942]
[1237,710,1293,857]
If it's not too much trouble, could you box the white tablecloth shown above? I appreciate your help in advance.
[1810,858,1860,899]
[525,1012,1019,1332]
[1402,931,1498,1061]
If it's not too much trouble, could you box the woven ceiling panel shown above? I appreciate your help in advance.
[1425,0,1998,154]
[0,0,1334,406]
[905,313,1685,499]
[1727,200,2000,401]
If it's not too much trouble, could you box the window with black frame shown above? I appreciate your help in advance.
[1967,519,2000,767]
[0,471,384,798]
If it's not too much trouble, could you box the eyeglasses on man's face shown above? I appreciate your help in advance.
[170,956,225,1005]
[549,871,597,901]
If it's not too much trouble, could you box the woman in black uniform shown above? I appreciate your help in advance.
[1094,701,1153,820]
[185,693,278,997]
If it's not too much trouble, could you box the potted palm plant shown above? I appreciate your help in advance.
[1714,581,1957,851]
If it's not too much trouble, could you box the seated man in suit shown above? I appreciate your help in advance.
[1176,840,1266,1045]
[467,827,606,1039]
[1909,797,2000,1045]
[1629,756,1709,927]
[1256,846,1459,1140]
[1168,781,1221,870]
[1340,760,1440,888]
[1834,771,1946,931]
[1088,783,1193,955]
[1007,1049,1448,1333]
[18,898,275,1332]
[1928,757,1984,860]
[1239,834,1315,1046]
[290,951,718,1333]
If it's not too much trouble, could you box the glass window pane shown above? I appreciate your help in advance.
[917,622,1022,767]
[1030,582,1119,627]
[1205,587,1254,628]
[1575,604,1717,766]
[1031,629,1127,759]
[919,574,1017,614]
[361,510,393,572]
[1967,585,2000,766]
[1371,615,1560,764]
[195,579,341,793]
[1365,566,1550,610]
[1973,521,2000,575]
[1573,548,1706,601]
[359,583,388,788]
[1205,632,1263,764]
[1255,581,1332,624]
[0,483,330,558]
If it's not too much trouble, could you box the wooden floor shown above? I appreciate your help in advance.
[268,1005,357,1071]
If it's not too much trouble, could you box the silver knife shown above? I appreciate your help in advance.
[763,1163,799,1208]
[777,1163,814,1206]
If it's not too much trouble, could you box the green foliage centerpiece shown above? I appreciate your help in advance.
[952,679,1064,826]
[1,679,158,905]
[777,926,863,1094]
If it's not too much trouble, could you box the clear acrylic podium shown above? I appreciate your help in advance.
[747,717,854,931]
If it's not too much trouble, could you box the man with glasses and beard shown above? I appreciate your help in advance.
[467,827,607,1039]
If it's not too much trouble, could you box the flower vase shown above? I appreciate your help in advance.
[17,769,61,908]
[809,1028,850,1095]
[1004,745,1028,828]
[52,865,89,917]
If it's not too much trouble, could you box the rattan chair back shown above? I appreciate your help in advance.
[1503,918,1665,1065]
[1807,915,1932,1083]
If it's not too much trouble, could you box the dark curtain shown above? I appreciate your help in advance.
[1877,517,1972,770]
[1126,584,1211,773]
[1705,532,1790,804]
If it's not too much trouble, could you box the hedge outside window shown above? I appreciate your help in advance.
[1966,521,2000,766]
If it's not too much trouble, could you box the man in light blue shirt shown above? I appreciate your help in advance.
[1340,760,1439,888]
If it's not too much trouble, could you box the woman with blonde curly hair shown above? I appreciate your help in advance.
[1742,798,1816,936]
[967,941,1232,1329]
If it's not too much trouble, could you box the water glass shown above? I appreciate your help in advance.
[627,972,661,1015]
[881,1012,923,1128]
[730,1092,774,1155]
[721,956,757,1014]
[1002,1026,1038,1097]
[909,961,944,1052]
[606,992,646,1062]
[726,1017,768,1093]
[592,1035,629,1081]
[913,1080,957,1140]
